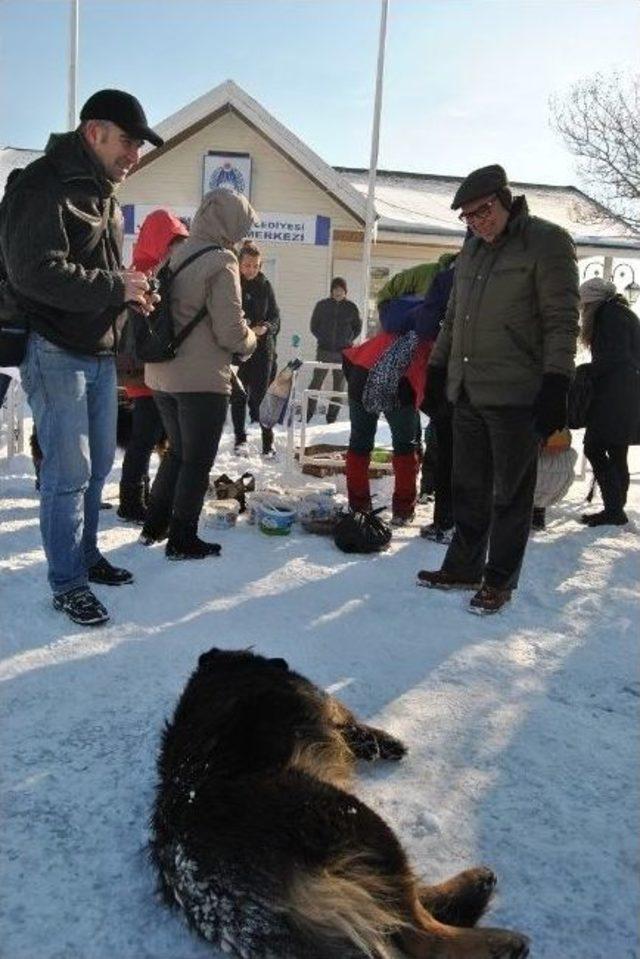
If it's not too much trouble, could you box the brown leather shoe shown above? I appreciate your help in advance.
[468,585,512,615]
[416,569,482,590]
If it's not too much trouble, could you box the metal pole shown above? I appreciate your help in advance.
[68,0,79,130]
[360,0,389,335]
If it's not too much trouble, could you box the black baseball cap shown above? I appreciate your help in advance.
[80,89,164,148]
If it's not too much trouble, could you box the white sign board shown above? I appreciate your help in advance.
[122,206,330,249]
[249,214,330,246]
[203,152,252,199]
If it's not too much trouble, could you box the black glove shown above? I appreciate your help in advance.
[533,373,570,439]
[421,365,447,417]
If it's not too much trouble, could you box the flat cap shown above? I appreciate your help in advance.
[451,164,508,210]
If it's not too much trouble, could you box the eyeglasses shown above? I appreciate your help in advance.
[458,197,497,224]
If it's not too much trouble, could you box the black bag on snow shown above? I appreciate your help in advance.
[567,363,594,429]
[132,245,222,364]
[334,507,392,554]
[211,471,255,514]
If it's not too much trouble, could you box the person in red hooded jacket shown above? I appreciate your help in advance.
[117,209,189,522]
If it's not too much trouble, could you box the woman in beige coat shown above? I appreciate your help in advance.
[141,189,257,559]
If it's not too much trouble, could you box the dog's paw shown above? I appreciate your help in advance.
[419,866,497,928]
[484,929,530,959]
[376,734,407,761]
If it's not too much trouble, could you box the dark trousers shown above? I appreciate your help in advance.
[0,372,11,406]
[584,441,629,511]
[306,352,346,423]
[230,352,274,452]
[120,395,164,487]
[420,423,437,495]
[432,405,454,530]
[148,391,228,527]
[348,399,419,454]
[442,397,538,590]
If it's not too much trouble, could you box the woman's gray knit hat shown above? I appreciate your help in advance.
[579,277,617,305]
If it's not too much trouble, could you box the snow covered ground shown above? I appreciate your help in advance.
[1,417,638,959]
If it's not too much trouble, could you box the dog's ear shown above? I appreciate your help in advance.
[268,657,289,671]
[198,648,221,668]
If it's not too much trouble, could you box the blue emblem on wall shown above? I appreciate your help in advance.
[208,162,245,195]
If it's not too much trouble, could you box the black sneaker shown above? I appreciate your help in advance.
[53,586,110,626]
[88,557,134,586]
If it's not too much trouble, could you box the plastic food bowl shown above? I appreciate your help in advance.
[258,502,296,536]
[204,498,240,529]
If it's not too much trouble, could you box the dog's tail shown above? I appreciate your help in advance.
[286,852,410,958]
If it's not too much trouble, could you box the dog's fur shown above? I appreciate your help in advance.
[151,649,529,959]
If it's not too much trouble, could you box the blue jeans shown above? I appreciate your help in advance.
[20,333,117,595]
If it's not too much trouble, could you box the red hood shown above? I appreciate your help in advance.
[131,209,189,273]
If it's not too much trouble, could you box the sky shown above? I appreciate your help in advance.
[1,0,638,187]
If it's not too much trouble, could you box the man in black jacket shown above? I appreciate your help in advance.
[306,277,361,423]
[231,242,281,455]
[0,89,162,626]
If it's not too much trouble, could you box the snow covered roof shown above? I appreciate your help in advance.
[337,167,640,254]
[2,80,639,257]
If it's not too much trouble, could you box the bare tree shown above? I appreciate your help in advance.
[550,72,640,230]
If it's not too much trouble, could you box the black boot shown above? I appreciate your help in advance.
[140,509,170,545]
[165,520,221,560]
[117,482,147,524]
[581,464,627,527]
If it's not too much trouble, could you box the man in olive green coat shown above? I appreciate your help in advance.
[418,164,579,614]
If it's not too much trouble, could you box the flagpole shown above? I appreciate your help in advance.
[68,0,79,130]
[360,0,389,335]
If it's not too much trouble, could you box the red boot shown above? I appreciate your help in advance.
[392,452,418,525]
[346,450,372,512]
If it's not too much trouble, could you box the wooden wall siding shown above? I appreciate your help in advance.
[119,110,366,362]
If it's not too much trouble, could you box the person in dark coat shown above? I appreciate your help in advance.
[306,277,362,423]
[230,242,281,455]
[416,257,457,542]
[0,89,162,626]
[418,163,579,615]
[578,277,640,527]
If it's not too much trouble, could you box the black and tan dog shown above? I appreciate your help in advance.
[150,648,529,959]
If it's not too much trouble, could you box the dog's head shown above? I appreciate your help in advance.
[198,647,289,674]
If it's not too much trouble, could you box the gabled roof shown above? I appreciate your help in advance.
[137,79,368,224]
[337,167,640,253]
